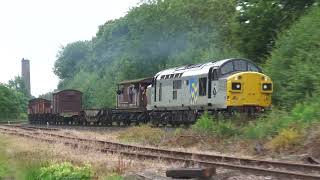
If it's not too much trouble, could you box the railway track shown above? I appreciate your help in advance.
[0,125,319,180]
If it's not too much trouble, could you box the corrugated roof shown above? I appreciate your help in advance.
[118,77,153,85]
[53,89,83,95]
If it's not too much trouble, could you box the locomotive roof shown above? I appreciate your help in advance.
[155,58,259,79]
[53,89,83,95]
[118,77,153,85]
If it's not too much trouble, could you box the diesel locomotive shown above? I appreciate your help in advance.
[28,58,273,126]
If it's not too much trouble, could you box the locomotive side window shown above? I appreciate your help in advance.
[220,62,234,75]
[234,60,247,71]
[173,80,182,89]
[159,83,162,101]
[173,91,177,100]
[199,77,207,96]
[173,80,181,100]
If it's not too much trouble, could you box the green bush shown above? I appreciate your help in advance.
[212,120,239,138]
[243,110,289,139]
[265,6,320,108]
[38,162,92,180]
[191,96,320,140]
[192,112,214,133]
[0,84,28,120]
[243,97,320,139]
[192,112,239,137]
[23,165,42,180]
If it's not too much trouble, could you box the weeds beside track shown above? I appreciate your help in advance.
[0,125,319,180]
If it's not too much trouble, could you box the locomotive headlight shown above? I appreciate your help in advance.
[262,83,272,91]
[232,82,241,90]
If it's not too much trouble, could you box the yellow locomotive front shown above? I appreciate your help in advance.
[226,72,273,111]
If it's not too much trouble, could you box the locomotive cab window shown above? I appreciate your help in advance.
[248,63,260,72]
[199,77,207,96]
[234,60,247,71]
[220,62,234,75]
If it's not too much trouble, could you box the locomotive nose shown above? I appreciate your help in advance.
[226,72,272,108]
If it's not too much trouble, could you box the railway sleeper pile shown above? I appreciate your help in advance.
[0,125,320,179]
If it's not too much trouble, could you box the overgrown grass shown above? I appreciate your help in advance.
[0,136,42,179]
[243,97,320,139]
[104,173,123,180]
[191,96,320,143]
[0,135,125,179]
[118,125,166,145]
[0,142,10,178]
[266,128,302,152]
[192,111,239,137]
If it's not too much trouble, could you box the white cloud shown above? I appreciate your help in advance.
[0,0,139,96]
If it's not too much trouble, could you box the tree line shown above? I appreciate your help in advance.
[0,77,29,120]
[53,0,320,109]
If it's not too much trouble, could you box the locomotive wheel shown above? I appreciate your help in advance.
[183,123,190,128]
[152,121,159,127]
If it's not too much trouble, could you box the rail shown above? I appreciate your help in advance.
[0,125,319,180]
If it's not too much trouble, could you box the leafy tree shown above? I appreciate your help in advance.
[232,0,317,63]
[7,76,29,98]
[54,0,241,108]
[54,41,92,80]
[0,83,28,120]
[265,6,320,107]
[38,92,53,100]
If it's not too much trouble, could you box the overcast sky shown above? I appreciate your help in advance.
[0,0,140,96]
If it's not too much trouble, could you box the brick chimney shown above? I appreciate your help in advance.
[21,58,31,96]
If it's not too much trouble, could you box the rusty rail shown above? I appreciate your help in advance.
[0,125,320,180]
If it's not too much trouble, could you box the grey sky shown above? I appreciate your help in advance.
[0,0,140,96]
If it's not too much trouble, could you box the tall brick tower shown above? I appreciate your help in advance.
[21,58,31,96]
